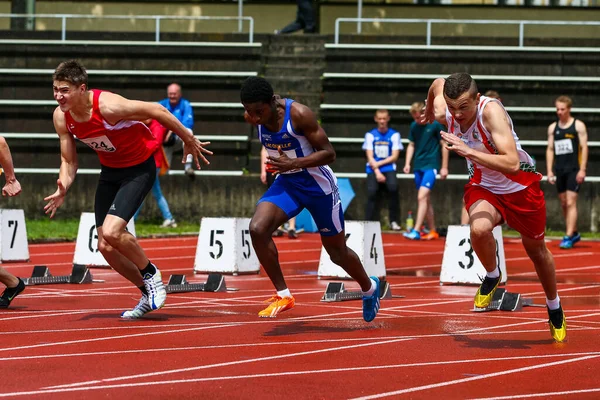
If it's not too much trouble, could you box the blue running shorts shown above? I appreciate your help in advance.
[414,169,437,190]
[257,176,344,236]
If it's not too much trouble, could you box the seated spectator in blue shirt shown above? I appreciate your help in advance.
[159,83,195,178]
[363,109,403,231]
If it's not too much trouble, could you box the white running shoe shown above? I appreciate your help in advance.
[390,221,402,231]
[160,219,178,228]
[121,293,153,319]
[142,267,167,310]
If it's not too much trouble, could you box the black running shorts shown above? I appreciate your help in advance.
[94,156,156,227]
[555,169,580,194]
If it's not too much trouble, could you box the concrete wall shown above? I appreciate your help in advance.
[10,172,600,232]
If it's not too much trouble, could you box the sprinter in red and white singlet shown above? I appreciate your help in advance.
[423,73,566,342]
[45,60,212,319]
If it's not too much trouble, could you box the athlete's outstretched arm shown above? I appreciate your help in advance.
[44,107,78,218]
[0,136,21,197]
[421,78,447,125]
[576,119,588,184]
[546,122,557,183]
[441,102,520,175]
[98,92,212,169]
[265,103,335,173]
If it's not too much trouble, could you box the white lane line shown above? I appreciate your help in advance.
[350,354,600,400]
[0,325,597,363]
[38,309,599,390]
[4,350,595,397]
[2,254,197,270]
[387,251,596,271]
[513,264,600,276]
[471,387,600,400]
[31,245,198,257]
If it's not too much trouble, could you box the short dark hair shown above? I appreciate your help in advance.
[53,60,88,87]
[240,76,273,104]
[444,73,478,100]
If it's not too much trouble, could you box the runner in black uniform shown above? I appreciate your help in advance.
[546,95,589,249]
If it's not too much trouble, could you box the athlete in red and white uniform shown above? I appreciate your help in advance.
[64,89,158,168]
[46,60,212,319]
[423,73,566,342]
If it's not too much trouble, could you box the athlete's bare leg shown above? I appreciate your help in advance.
[521,235,558,300]
[565,191,578,237]
[415,186,431,231]
[249,202,292,291]
[0,267,19,288]
[468,199,503,273]
[461,201,470,225]
[98,216,150,285]
[426,202,436,232]
[97,226,144,286]
[321,232,372,292]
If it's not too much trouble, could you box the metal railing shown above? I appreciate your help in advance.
[3,132,599,149]
[0,68,258,77]
[320,103,600,113]
[333,18,600,47]
[0,13,255,44]
[3,133,599,180]
[0,100,244,108]
[322,72,600,83]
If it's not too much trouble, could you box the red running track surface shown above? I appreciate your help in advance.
[0,233,599,399]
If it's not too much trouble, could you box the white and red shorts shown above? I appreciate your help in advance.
[464,182,546,240]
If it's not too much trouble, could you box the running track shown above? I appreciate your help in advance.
[0,233,599,399]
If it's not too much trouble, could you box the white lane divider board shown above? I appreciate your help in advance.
[440,225,507,285]
[194,217,259,274]
[0,209,29,262]
[73,212,136,267]
[318,220,386,279]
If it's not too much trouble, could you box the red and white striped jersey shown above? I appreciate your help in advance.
[445,96,541,195]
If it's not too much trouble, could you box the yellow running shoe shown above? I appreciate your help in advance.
[548,306,567,342]
[474,271,502,309]
[258,295,295,318]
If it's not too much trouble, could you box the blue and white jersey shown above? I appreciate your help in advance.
[362,128,403,174]
[258,99,339,199]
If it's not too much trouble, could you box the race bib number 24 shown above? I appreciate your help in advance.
[79,135,116,152]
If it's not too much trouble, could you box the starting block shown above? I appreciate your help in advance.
[165,273,236,293]
[321,280,394,302]
[23,264,93,286]
[471,288,544,312]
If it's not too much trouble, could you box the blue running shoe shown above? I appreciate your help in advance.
[571,232,581,245]
[403,228,421,240]
[559,236,573,249]
[362,276,380,322]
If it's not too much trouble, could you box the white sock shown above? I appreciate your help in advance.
[277,288,292,298]
[546,295,561,310]
[362,278,376,297]
[486,266,500,279]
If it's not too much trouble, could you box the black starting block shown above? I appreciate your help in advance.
[472,288,545,312]
[23,264,93,286]
[321,280,395,302]
[165,273,231,294]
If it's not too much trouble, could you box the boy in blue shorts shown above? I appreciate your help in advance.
[241,77,381,321]
[403,102,449,240]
